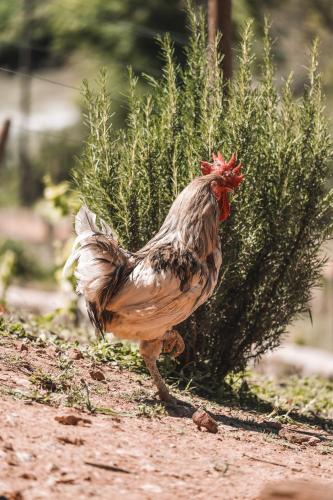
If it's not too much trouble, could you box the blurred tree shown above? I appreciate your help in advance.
[0,0,187,75]
[208,0,232,80]
[1,0,333,93]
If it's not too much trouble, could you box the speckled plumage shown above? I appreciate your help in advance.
[65,174,222,342]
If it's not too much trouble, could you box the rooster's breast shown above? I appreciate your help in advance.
[105,248,222,341]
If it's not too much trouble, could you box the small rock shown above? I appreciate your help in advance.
[47,346,61,358]
[257,480,333,500]
[20,472,37,480]
[68,349,83,360]
[19,344,28,353]
[7,454,19,466]
[262,419,282,431]
[192,409,218,434]
[2,492,23,500]
[89,369,105,381]
[279,428,311,444]
[308,437,321,446]
[46,463,59,473]
[55,415,91,426]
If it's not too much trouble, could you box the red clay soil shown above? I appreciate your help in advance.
[0,338,333,500]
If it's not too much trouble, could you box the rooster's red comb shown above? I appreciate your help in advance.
[200,152,244,188]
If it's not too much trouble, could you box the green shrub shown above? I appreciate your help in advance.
[74,7,332,379]
[0,239,52,283]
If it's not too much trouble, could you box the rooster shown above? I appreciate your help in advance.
[65,153,244,403]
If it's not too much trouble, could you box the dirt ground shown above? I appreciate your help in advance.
[1,334,333,500]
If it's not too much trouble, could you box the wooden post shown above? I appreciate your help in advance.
[208,0,218,46]
[207,0,233,81]
[18,0,34,205]
[0,119,11,166]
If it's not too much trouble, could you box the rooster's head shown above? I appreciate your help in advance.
[200,152,244,222]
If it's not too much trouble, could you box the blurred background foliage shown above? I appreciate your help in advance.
[0,0,333,78]
[0,0,333,204]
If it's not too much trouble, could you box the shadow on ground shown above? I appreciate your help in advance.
[149,369,333,434]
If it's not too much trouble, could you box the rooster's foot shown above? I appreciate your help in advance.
[162,330,185,359]
[156,388,178,407]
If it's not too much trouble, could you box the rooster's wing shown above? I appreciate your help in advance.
[107,250,220,340]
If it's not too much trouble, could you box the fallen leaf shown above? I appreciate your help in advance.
[55,415,91,426]
[35,349,46,356]
[20,472,37,480]
[55,477,77,484]
[57,436,85,446]
[279,428,321,445]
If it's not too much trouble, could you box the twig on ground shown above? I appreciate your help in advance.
[243,453,302,472]
[84,461,131,474]
[80,378,94,412]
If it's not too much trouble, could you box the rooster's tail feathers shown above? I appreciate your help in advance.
[74,205,114,238]
[63,205,118,277]
[63,206,130,333]
[74,205,98,235]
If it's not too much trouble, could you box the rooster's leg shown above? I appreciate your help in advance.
[162,330,185,359]
[140,338,175,404]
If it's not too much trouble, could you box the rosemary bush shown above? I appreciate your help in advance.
[74,9,333,378]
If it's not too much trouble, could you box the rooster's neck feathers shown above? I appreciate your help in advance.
[137,176,220,261]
